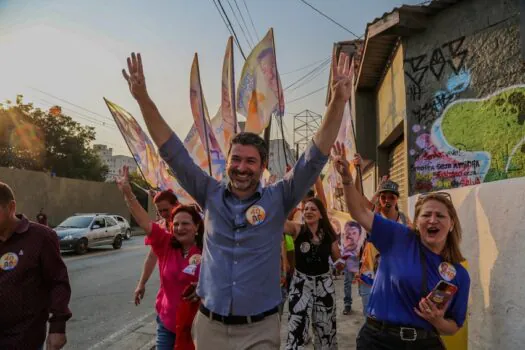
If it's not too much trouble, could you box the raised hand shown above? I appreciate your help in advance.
[353,153,363,168]
[115,166,133,194]
[332,142,351,179]
[122,52,148,101]
[330,52,353,102]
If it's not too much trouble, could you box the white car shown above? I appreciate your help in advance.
[56,214,124,254]
[112,215,132,240]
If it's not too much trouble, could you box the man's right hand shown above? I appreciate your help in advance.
[134,283,146,306]
[122,52,149,101]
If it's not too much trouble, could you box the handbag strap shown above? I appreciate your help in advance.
[419,238,429,298]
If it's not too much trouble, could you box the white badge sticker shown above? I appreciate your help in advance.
[183,264,197,276]
[300,242,311,253]
[438,262,457,281]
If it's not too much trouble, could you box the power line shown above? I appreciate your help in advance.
[284,57,330,91]
[214,0,247,60]
[281,56,330,75]
[298,0,360,38]
[242,0,259,41]
[285,85,327,105]
[286,63,330,94]
[211,0,237,44]
[227,0,254,48]
[28,86,114,123]
[233,0,256,44]
[36,98,117,131]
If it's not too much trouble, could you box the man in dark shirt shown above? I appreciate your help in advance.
[0,182,71,349]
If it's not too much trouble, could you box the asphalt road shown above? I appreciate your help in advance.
[62,235,160,349]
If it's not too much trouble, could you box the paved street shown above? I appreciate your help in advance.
[61,234,364,349]
[62,234,160,349]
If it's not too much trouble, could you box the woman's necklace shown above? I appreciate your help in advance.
[182,247,190,258]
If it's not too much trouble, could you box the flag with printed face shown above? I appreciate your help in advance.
[323,55,357,211]
[190,54,226,180]
[103,98,192,203]
[212,37,237,154]
[237,28,284,134]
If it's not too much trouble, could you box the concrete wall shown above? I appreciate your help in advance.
[403,0,525,195]
[408,178,525,349]
[0,167,132,227]
[377,44,407,146]
[400,1,525,347]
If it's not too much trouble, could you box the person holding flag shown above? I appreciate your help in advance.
[121,47,352,349]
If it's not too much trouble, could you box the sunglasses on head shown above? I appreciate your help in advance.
[416,191,452,203]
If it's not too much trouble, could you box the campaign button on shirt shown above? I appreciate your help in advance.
[0,252,19,271]
[246,205,266,226]
[439,262,457,281]
[300,242,311,253]
[189,254,202,266]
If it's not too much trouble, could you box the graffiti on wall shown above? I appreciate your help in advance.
[411,84,525,192]
[405,36,468,101]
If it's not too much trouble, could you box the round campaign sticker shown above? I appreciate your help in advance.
[438,262,457,281]
[300,242,311,253]
[245,205,266,226]
[0,252,19,271]
[189,254,202,266]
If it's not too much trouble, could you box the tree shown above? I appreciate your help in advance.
[0,95,108,181]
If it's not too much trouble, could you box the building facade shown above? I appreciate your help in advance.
[94,144,137,181]
[347,0,525,347]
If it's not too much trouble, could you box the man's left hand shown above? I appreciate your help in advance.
[47,333,67,350]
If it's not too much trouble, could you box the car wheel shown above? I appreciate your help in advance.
[75,238,88,255]
[113,235,123,249]
[125,229,132,240]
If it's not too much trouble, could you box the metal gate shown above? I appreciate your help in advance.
[388,138,407,213]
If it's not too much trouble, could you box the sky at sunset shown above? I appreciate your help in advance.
[0,0,420,155]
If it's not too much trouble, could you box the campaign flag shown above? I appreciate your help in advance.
[103,98,192,203]
[237,28,284,134]
[212,36,237,154]
[190,53,226,180]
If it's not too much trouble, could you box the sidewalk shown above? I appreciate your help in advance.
[109,276,364,349]
[279,275,365,349]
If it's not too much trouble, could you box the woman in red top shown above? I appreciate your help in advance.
[116,166,202,350]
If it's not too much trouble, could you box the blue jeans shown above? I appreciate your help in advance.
[343,271,355,308]
[359,284,372,316]
[156,315,176,350]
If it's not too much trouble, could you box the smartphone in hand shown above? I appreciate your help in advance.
[426,280,458,309]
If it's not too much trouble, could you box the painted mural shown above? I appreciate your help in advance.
[406,36,525,192]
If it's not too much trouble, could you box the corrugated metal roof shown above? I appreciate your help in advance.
[356,0,463,90]
[368,0,462,27]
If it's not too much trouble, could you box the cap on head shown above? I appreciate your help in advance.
[378,180,400,197]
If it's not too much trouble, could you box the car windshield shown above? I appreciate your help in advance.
[57,216,93,229]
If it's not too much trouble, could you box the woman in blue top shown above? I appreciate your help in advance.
[332,142,470,350]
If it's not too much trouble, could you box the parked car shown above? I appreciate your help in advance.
[112,215,132,240]
[55,213,124,254]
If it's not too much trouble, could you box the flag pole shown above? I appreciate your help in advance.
[229,37,238,135]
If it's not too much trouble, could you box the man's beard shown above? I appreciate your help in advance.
[229,169,258,191]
